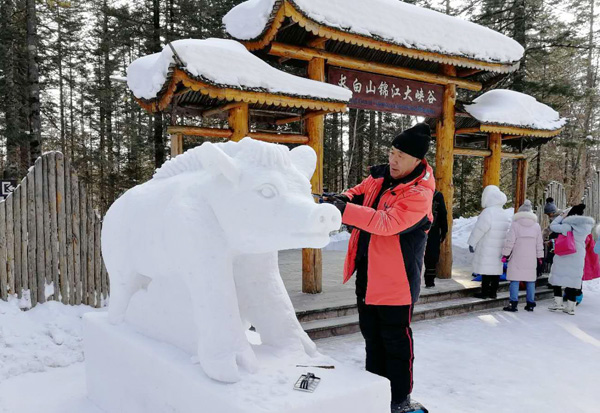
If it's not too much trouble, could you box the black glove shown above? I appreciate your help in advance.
[332,198,347,214]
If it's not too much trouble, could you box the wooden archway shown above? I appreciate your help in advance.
[227,0,524,285]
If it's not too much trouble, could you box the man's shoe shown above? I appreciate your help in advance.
[391,396,429,413]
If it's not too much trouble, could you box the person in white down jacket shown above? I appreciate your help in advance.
[468,185,511,299]
[547,204,595,315]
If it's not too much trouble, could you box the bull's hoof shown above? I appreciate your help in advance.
[236,347,258,374]
[201,355,241,383]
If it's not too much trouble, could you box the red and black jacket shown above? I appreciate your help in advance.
[341,161,435,306]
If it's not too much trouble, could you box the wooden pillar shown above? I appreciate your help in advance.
[302,56,325,294]
[228,103,249,142]
[515,158,528,208]
[435,65,457,279]
[170,133,183,157]
[483,132,502,187]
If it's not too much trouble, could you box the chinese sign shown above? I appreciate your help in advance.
[328,67,444,118]
[1,180,16,199]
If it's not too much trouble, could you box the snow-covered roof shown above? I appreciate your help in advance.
[223,0,524,70]
[464,90,566,132]
[126,38,352,103]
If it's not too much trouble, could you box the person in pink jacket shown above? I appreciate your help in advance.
[583,224,600,282]
[501,200,544,312]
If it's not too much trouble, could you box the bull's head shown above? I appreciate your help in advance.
[197,139,341,254]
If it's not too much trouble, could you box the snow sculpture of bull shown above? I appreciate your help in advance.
[101,138,341,383]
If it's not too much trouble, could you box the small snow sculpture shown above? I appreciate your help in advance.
[101,138,341,383]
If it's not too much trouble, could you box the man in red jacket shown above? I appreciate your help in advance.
[328,123,434,413]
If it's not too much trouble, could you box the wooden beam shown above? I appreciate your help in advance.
[436,65,456,279]
[202,102,242,118]
[501,152,527,160]
[275,110,331,125]
[483,132,502,187]
[166,125,234,138]
[457,68,482,78]
[247,132,309,144]
[432,126,481,137]
[453,147,526,159]
[170,133,183,157]
[173,87,191,97]
[228,102,249,142]
[302,55,325,294]
[455,127,482,134]
[515,158,528,209]
[454,147,491,157]
[307,37,328,49]
[268,43,483,92]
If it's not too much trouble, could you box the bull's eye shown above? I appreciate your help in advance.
[257,184,278,199]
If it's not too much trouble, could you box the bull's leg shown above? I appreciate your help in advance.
[184,259,258,383]
[108,272,150,324]
[234,252,317,356]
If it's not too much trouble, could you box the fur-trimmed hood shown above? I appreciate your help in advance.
[512,211,538,224]
[562,215,596,228]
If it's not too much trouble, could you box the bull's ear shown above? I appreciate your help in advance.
[290,145,316,180]
[198,142,241,184]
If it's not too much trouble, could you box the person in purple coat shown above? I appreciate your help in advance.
[501,200,544,312]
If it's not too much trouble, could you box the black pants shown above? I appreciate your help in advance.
[424,243,440,287]
[357,299,414,403]
[553,286,579,302]
[424,266,436,287]
[480,274,500,297]
[355,258,414,403]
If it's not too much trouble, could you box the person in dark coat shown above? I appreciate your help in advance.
[424,190,448,288]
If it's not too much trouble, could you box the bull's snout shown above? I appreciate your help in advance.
[309,203,342,233]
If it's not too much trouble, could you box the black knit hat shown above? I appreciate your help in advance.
[392,123,431,159]
[567,204,586,216]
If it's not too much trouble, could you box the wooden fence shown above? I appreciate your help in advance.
[0,152,108,308]
[583,171,600,223]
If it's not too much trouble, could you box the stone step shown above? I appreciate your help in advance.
[302,287,554,340]
[296,276,550,323]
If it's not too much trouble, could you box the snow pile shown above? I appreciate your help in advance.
[224,0,524,67]
[465,90,567,131]
[0,296,102,381]
[127,38,352,102]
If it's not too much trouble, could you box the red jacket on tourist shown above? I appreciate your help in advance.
[341,160,435,306]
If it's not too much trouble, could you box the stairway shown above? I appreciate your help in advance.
[299,276,554,340]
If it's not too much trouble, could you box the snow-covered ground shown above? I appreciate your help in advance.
[2,280,599,412]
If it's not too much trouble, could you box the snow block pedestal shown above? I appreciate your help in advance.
[84,313,390,413]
